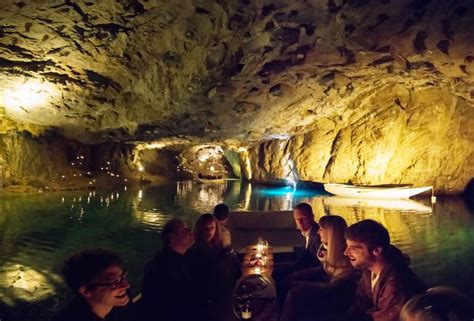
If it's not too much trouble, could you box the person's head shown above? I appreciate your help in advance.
[318,215,348,267]
[400,287,474,321]
[61,249,130,311]
[293,203,314,232]
[213,203,230,223]
[344,219,390,269]
[194,213,219,245]
[161,218,194,254]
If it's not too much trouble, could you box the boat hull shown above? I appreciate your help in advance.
[324,183,432,199]
[195,178,225,184]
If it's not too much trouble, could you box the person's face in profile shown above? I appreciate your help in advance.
[344,239,377,269]
[80,265,130,308]
[293,209,313,232]
[318,225,329,245]
[175,221,194,250]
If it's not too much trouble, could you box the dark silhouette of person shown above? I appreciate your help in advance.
[139,218,206,321]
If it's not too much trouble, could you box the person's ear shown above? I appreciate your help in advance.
[78,286,92,300]
[372,246,383,257]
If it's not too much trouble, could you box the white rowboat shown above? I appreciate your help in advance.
[324,183,432,199]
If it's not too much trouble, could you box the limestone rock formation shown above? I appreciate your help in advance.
[246,86,474,194]
[0,0,473,193]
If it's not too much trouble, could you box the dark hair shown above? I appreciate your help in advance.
[401,287,474,321]
[61,248,123,293]
[161,218,185,246]
[213,203,230,221]
[346,219,390,251]
[294,203,313,218]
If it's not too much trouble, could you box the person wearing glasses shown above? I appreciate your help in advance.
[53,248,133,321]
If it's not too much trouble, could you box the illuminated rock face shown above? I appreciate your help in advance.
[0,1,473,193]
[246,87,474,194]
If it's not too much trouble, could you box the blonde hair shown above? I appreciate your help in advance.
[319,215,349,269]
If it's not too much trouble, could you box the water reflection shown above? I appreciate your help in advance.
[324,196,433,213]
[0,181,473,321]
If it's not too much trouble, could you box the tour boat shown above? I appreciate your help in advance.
[195,173,225,184]
[323,183,432,199]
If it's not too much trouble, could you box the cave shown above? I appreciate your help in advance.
[0,1,473,320]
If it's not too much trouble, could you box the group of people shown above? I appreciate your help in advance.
[53,202,474,321]
[53,204,238,321]
[277,203,474,321]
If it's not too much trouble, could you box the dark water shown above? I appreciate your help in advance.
[0,180,473,320]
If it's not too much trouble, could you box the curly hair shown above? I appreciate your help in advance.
[61,248,123,292]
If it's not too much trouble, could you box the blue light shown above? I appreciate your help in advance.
[256,186,326,197]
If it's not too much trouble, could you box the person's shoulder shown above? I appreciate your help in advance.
[108,303,136,321]
[52,300,93,321]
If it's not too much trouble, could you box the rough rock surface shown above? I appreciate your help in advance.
[0,0,473,192]
[245,87,474,194]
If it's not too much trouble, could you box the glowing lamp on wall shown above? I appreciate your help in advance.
[2,79,59,113]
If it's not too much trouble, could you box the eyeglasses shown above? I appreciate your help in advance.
[88,272,128,289]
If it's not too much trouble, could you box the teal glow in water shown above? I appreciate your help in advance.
[0,180,473,320]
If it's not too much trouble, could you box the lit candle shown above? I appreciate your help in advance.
[255,253,262,259]
[253,267,262,274]
[241,308,252,320]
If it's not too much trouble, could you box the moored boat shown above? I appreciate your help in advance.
[195,173,225,184]
[323,183,432,199]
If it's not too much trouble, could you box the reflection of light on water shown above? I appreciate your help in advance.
[242,184,252,210]
[177,181,193,195]
[323,197,432,214]
[174,181,226,212]
[133,210,173,231]
[197,186,225,208]
[0,263,58,305]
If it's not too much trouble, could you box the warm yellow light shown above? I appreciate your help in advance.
[138,164,144,172]
[209,166,215,171]
[2,79,59,112]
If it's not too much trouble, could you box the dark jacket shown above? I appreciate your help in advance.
[139,247,205,321]
[52,297,134,321]
[349,254,425,321]
[186,242,220,301]
[294,222,321,270]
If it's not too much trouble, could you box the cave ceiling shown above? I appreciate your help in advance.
[0,0,473,144]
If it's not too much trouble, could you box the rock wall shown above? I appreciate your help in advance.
[0,132,75,188]
[0,132,135,191]
[245,86,474,194]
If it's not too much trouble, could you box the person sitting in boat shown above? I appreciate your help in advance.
[292,202,321,270]
[187,214,240,319]
[343,220,425,321]
[53,249,134,321]
[400,286,474,321]
[213,203,232,248]
[279,215,358,321]
[274,203,321,304]
[139,218,206,321]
